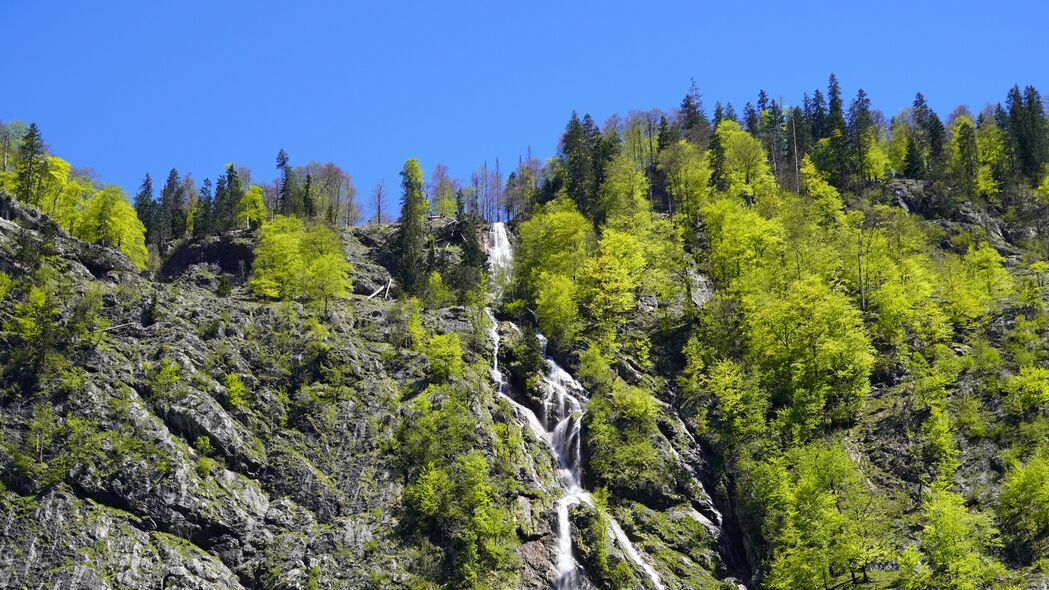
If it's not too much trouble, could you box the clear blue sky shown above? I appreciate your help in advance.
[2,0,1046,219]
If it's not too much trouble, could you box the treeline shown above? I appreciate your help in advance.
[132,149,361,253]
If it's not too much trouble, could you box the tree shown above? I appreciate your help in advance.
[250,215,307,299]
[717,120,776,206]
[305,249,353,314]
[535,271,581,350]
[428,163,458,217]
[998,452,1049,563]
[395,158,427,294]
[133,173,156,242]
[579,229,646,332]
[906,484,1008,589]
[156,168,184,244]
[744,274,874,437]
[276,148,302,216]
[78,186,149,268]
[427,333,463,382]
[15,123,46,205]
[680,79,711,146]
[657,140,710,221]
[236,185,268,229]
[949,115,979,199]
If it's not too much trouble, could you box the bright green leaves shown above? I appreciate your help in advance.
[427,332,464,383]
[236,185,268,229]
[249,215,353,309]
[535,271,581,350]
[744,274,874,437]
[585,379,664,498]
[515,197,592,297]
[579,228,645,333]
[716,119,777,207]
[657,140,710,221]
[250,216,306,299]
[998,452,1049,563]
[77,185,149,268]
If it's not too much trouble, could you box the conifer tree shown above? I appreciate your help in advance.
[395,158,427,294]
[15,123,45,206]
[156,168,183,245]
[133,172,156,243]
[680,79,710,145]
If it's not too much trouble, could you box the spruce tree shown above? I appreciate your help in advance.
[825,73,849,187]
[133,173,156,243]
[15,123,45,206]
[395,158,427,294]
[904,133,926,179]
[194,178,213,239]
[156,168,182,245]
[680,79,710,145]
[656,115,678,151]
[561,112,596,217]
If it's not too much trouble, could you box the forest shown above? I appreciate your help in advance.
[1,74,1049,590]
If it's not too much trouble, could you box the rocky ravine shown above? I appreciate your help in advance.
[0,194,741,589]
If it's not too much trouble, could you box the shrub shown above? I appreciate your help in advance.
[427,333,463,382]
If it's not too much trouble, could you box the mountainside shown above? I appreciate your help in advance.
[4,79,1049,590]
[0,193,742,589]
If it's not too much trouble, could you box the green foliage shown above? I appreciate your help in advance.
[427,333,463,383]
[422,271,453,308]
[395,158,428,294]
[250,216,353,307]
[921,405,959,480]
[515,197,592,298]
[761,442,893,589]
[585,379,664,497]
[224,372,247,409]
[998,451,1049,564]
[251,215,307,299]
[579,228,645,332]
[715,119,776,206]
[145,358,182,402]
[903,484,1009,590]
[395,296,426,350]
[236,185,269,229]
[744,274,874,438]
[535,271,580,351]
[397,388,518,588]
[76,185,149,268]
[1003,366,1049,417]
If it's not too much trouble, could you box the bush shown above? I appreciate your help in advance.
[224,372,246,409]
[427,333,463,382]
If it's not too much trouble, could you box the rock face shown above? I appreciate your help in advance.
[0,195,739,589]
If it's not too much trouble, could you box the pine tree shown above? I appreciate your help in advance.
[810,89,827,139]
[15,123,45,206]
[156,168,182,245]
[133,173,156,243]
[680,79,710,145]
[824,73,850,187]
[194,178,213,239]
[709,114,728,192]
[848,89,874,185]
[561,112,597,218]
[395,158,427,294]
[656,115,678,151]
[743,102,760,135]
[303,173,315,218]
[904,133,926,179]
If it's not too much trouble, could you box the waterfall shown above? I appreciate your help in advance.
[485,222,665,590]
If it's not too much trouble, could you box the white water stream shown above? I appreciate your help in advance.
[485,222,665,590]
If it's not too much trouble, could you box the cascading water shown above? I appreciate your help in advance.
[485,222,664,590]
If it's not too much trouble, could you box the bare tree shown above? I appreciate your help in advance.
[372,179,387,224]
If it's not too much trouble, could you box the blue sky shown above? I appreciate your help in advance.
[2,1,1046,219]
